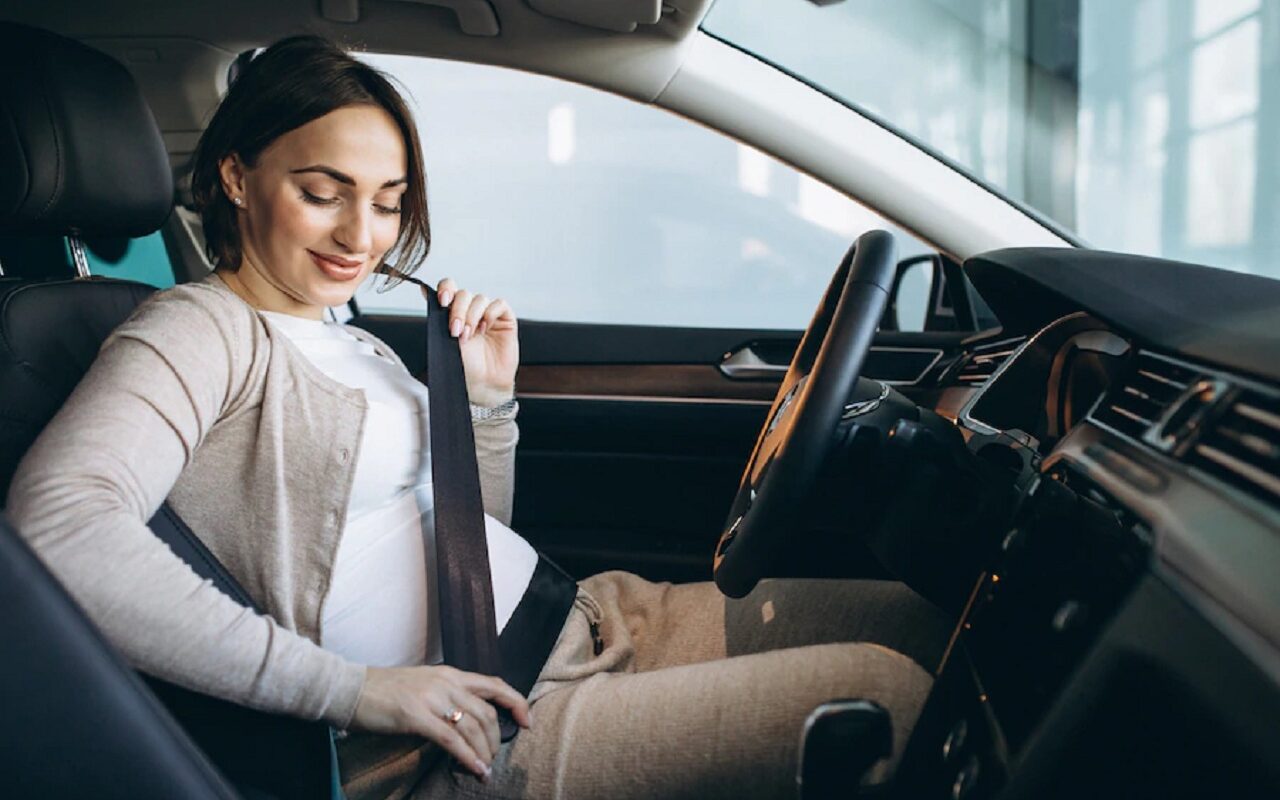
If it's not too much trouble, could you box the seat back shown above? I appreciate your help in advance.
[0,277,337,798]
[0,278,156,499]
[0,512,240,800]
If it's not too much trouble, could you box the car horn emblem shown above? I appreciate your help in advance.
[841,381,890,420]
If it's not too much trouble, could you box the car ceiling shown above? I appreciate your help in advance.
[9,0,711,154]
[8,0,1072,259]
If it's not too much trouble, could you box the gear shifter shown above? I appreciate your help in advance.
[797,699,893,799]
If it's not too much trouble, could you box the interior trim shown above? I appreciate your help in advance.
[518,391,770,406]
[517,364,778,401]
[873,346,944,386]
[657,34,1071,261]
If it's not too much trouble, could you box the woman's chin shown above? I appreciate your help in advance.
[303,283,360,311]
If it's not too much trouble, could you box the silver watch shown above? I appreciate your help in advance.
[469,397,518,421]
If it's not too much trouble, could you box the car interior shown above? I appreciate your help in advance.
[1,2,1278,799]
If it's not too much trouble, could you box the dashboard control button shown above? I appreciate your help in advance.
[1001,527,1022,552]
[952,754,981,800]
[942,718,969,762]
[1052,599,1087,633]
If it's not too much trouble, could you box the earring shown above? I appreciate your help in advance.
[233,197,243,206]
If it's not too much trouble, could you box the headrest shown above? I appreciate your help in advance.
[0,23,173,238]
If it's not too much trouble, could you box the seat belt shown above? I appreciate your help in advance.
[137,274,571,790]
[392,271,576,741]
[421,282,518,740]
[145,503,339,800]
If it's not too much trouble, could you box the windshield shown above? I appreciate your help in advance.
[703,0,1279,281]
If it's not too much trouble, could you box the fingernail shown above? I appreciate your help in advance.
[463,324,473,340]
[474,759,491,780]
[441,291,452,305]
[451,319,463,337]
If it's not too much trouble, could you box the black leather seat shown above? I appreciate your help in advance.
[0,278,156,497]
[0,513,240,799]
[0,22,332,800]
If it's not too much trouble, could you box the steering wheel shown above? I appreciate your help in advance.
[713,229,898,598]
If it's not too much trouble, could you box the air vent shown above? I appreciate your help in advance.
[955,336,1026,385]
[1189,389,1280,506]
[1092,352,1202,440]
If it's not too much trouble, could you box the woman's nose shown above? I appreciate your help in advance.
[334,206,373,253]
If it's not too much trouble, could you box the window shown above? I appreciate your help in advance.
[354,55,931,328]
[704,0,1280,280]
[0,232,175,287]
[77,232,176,288]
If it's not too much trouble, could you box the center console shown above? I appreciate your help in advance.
[893,453,1152,799]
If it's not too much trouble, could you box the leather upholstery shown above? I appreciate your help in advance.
[0,277,156,498]
[0,22,173,236]
[0,276,335,799]
[0,512,239,800]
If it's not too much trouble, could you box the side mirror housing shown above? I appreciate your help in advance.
[883,254,989,332]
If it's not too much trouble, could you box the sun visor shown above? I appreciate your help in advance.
[528,0,664,33]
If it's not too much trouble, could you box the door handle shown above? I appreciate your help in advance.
[719,345,788,380]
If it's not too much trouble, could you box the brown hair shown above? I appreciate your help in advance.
[190,36,429,277]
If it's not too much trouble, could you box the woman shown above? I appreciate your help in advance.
[7,36,947,799]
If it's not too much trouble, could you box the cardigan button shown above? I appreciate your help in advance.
[338,448,350,464]
[327,509,340,526]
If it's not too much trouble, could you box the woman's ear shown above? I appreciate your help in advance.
[218,154,248,208]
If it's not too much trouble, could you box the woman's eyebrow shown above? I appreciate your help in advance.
[289,165,408,189]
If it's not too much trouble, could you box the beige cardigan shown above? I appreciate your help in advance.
[5,274,518,728]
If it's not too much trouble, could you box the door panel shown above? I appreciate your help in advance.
[352,314,968,582]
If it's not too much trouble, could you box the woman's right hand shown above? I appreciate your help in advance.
[350,665,531,779]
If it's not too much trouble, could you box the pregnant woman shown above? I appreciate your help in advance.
[7,35,947,800]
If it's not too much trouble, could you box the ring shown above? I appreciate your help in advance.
[444,707,465,725]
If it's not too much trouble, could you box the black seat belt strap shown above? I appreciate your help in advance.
[382,268,577,742]
[420,282,512,737]
[145,502,336,800]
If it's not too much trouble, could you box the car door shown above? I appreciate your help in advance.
[348,54,974,583]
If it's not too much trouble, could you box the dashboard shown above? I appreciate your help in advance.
[887,250,1280,799]
[960,313,1129,449]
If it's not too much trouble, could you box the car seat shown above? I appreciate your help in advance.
[0,21,334,800]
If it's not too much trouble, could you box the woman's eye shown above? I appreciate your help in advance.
[375,204,402,216]
[300,189,338,206]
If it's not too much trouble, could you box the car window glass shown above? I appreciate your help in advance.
[704,0,1280,281]
[0,232,175,288]
[78,233,176,288]
[354,54,933,328]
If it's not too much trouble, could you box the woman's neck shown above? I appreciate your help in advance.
[215,258,324,320]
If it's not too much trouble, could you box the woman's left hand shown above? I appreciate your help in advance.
[437,277,519,408]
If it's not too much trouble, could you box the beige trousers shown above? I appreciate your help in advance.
[341,572,950,800]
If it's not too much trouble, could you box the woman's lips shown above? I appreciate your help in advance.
[308,250,364,281]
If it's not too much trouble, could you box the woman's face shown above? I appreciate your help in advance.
[218,104,408,318]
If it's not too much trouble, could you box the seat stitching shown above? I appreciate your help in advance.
[33,52,65,221]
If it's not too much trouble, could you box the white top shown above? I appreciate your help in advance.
[259,311,537,668]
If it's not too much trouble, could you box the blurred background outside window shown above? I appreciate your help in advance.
[705,0,1280,280]
[355,55,932,327]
